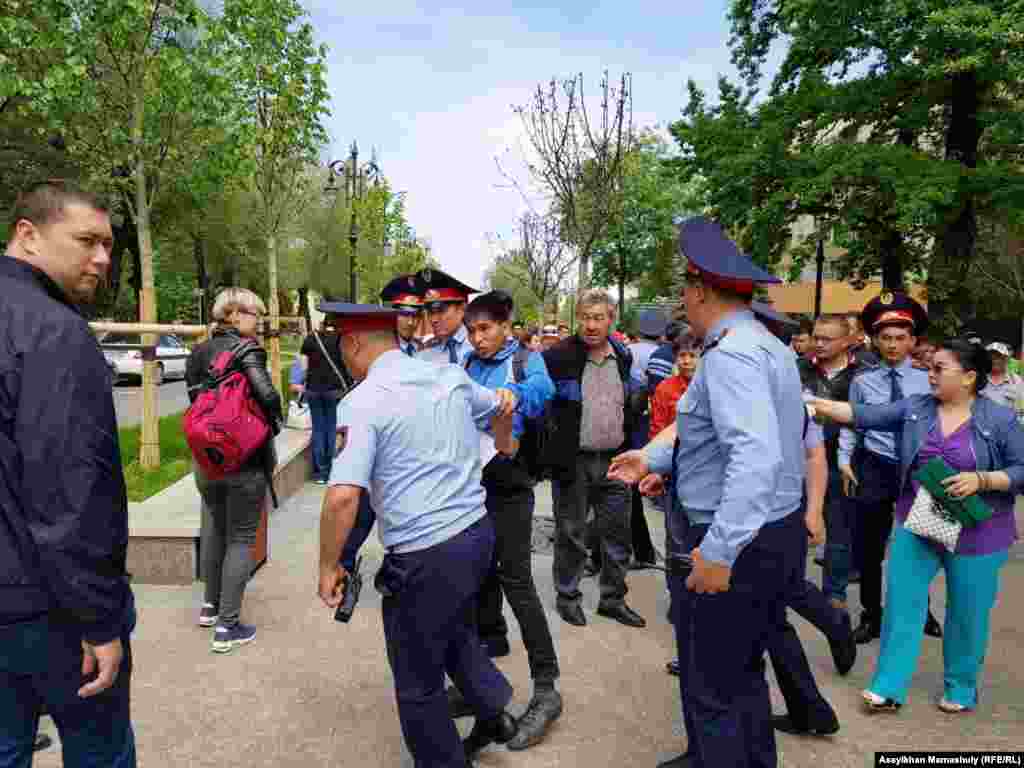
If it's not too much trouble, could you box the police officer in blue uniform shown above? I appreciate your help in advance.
[380,274,424,357]
[415,268,476,366]
[610,217,807,768]
[316,302,522,767]
[838,292,942,643]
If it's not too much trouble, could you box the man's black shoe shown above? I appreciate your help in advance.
[829,610,857,676]
[771,713,839,736]
[852,613,881,644]
[447,685,473,719]
[463,711,517,759]
[507,690,563,750]
[556,602,586,626]
[925,611,943,638]
[34,734,53,752]
[657,752,696,768]
[597,601,646,628]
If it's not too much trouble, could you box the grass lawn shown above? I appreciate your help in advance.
[119,412,192,502]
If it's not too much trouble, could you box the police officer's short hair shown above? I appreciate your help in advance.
[577,289,616,315]
[9,180,109,237]
[212,287,267,322]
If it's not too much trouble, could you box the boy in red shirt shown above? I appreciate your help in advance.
[649,333,698,440]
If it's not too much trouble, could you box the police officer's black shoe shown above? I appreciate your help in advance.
[852,613,881,644]
[597,601,646,628]
[463,711,517,759]
[556,602,586,626]
[506,689,563,750]
[924,610,943,638]
[447,685,473,719]
[771,712,839,736]
[657,751,696,767]
[829,609,857,676]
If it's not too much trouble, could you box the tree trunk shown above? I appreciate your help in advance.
[577,249,590,293]
[617,246,626,317]
[928,72,982,332]
[193,234,209,324]
[298,285,311,330]
[266,234,281,396]
[879,231,904,293]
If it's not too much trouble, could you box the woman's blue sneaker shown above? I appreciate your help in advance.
[211,623,256,653]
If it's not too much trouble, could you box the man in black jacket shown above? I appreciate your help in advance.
[543,290,646,628]
[0,181,137,765]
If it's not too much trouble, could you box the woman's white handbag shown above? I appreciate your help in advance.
[286,399,312,430]
[904,486,962,552]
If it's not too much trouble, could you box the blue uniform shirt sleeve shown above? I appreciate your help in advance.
[838,376,864,468]
[466,376,499,420]
[646,439,674,476]
[699,348,784,567]
[329,401,377,489]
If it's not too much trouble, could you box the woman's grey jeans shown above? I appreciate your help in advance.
[195,466,267,627]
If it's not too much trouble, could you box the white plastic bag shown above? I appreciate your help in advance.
[286,399,312,430]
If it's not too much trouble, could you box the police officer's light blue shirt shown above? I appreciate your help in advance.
[838,358,930,466]
[328,349,498,553]
[418,324,472,367]
[646,309,806,567]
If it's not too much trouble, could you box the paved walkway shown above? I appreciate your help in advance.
[36,485,1024,767]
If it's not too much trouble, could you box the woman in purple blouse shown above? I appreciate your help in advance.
[812,340,1024,715]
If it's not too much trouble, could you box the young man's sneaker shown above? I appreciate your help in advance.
[211,623,256,653]
[198,603,219,628]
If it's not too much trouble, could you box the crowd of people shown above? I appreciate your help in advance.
[2,180,1021,768]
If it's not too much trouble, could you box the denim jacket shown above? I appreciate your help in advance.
[852,394,1024,506]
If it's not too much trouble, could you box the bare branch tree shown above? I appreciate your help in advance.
[513,71,634,290]
[517,211,578,309]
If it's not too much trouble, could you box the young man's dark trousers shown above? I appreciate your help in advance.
[476,480,559,683]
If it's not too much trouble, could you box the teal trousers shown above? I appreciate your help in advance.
[869,526,1007,708]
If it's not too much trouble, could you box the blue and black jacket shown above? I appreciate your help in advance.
[542,334,640,471]
[0,256,134,643]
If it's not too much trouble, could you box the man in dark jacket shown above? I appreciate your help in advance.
[542,289,646,628]
[0,181,136,765]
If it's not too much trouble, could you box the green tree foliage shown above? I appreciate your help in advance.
[673,0,1024,329]
[484,249,544,324]
[589,132,703,311]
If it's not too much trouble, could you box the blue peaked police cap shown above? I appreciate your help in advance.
[678,217,780,294]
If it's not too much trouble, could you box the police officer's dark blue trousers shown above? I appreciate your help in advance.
[378,516,512,767]
[672,511,804,768]
[0,617,135,768]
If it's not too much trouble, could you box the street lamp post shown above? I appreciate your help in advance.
[814,236,825,320]
[326,142,381,303]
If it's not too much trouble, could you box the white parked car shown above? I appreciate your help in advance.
[100,333,190,385]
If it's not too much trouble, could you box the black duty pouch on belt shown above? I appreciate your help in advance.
[374,555,412,598]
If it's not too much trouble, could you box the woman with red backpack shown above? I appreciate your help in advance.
[185,287,282,654]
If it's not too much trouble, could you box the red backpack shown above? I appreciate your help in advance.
[184,340,270,479]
